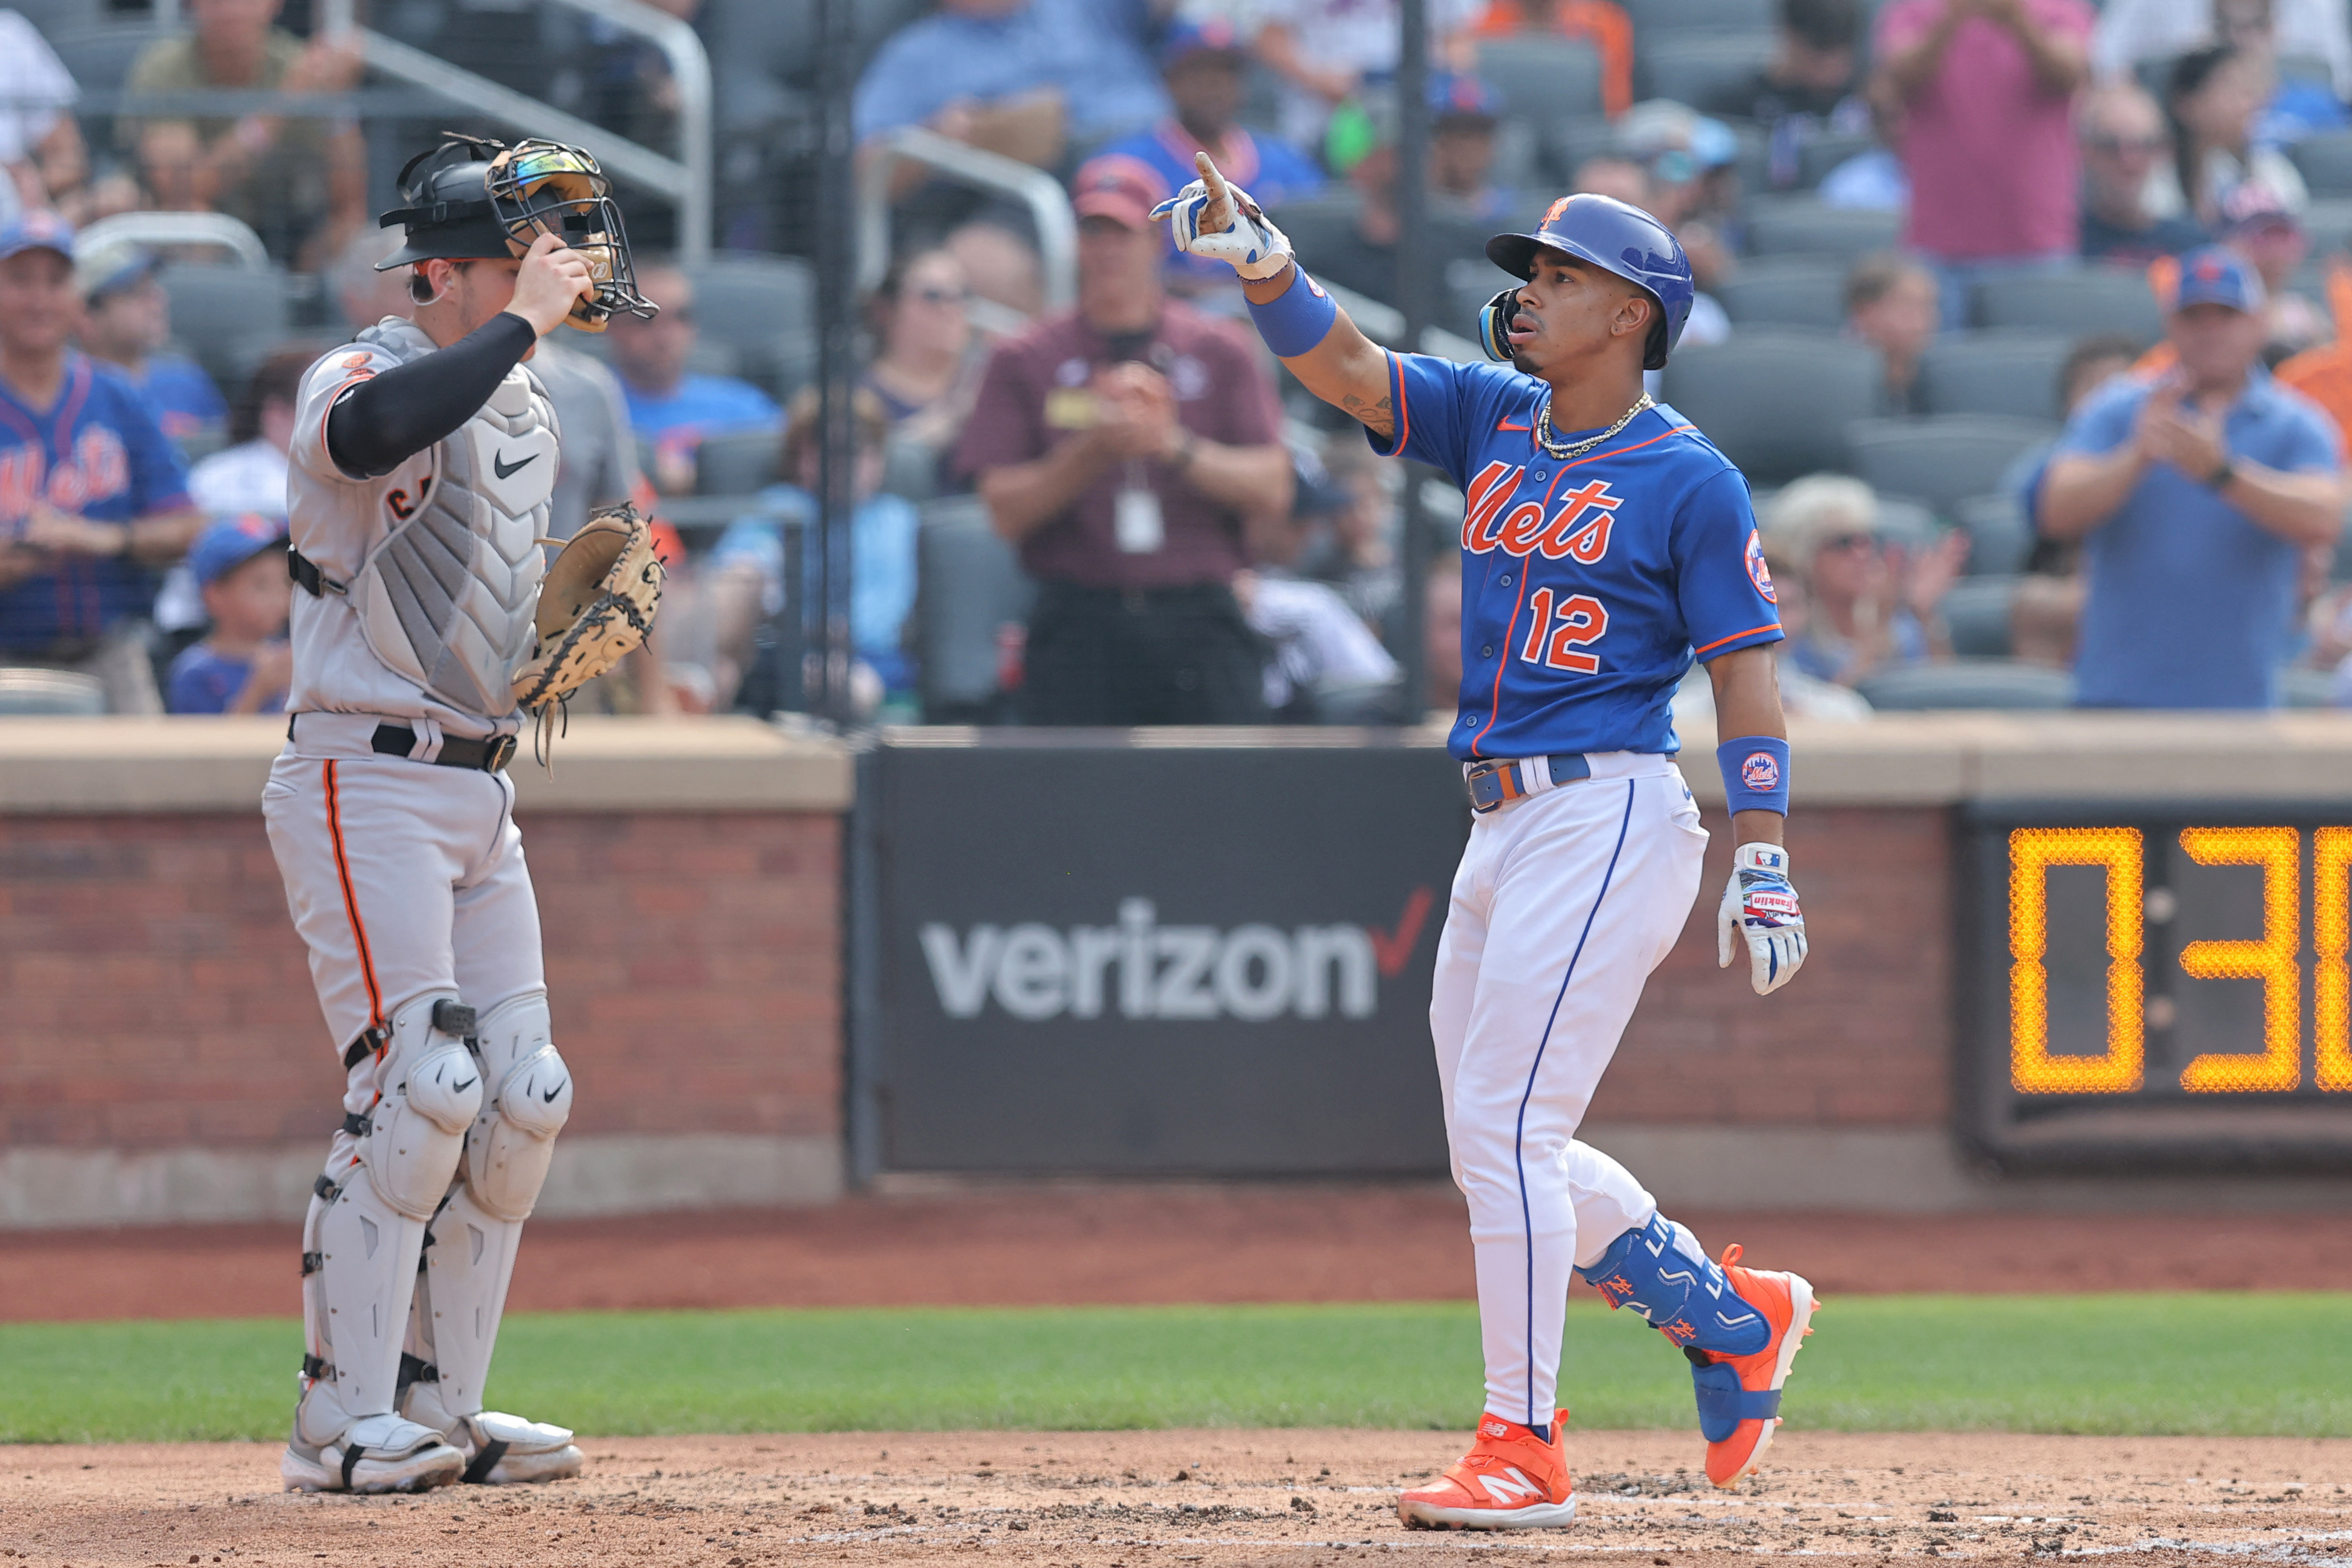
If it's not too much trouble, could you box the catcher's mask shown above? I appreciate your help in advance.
[376,133,658,332]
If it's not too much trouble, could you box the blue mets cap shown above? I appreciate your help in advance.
[189,512,289,587]
[1161,18,1247,67]
[1430,72,1506,123]
[2173,245,2266,314]
[0,209,75,265]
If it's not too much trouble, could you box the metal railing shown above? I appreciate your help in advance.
[75,210,269,269]
[856,127,1078,312]
[314,0,713,263]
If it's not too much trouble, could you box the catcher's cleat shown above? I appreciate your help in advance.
[1398,1411,1576,1531]
[436,1409,585,1485]
[1687,1245,1816,1489]
[281,1410,465,1494]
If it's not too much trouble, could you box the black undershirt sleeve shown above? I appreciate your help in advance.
[324,311,540,478]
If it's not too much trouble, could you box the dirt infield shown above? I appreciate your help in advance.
[4,1430,2347,1567]
[11,1187,2352,1322]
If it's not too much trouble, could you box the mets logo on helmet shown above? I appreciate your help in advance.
[1741,751,1781,793]
[1745,528,1775,603]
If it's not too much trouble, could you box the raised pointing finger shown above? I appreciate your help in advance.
[1194,150,1234,208]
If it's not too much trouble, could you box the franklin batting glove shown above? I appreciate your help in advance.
[1150,153,1295,282]
[1716,842,1807,996]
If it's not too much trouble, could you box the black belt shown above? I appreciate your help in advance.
[372,724,517,773]
[1464,753,1592,814]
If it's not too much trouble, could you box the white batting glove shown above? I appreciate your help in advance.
[1717,842,1807,996]
[1149,151,1295,281]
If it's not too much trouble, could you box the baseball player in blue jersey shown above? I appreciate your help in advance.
[1157,158,1815,1528]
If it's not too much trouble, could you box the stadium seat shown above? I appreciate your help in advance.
[2301,199,2352,259]
[1633,31,1774,110]
[1797,132,1878,190]
[1917,331,2073,422]
[694,428,780,497]
[1956,492,2033,575]
[1971,268,2162,339]
[1659,331,1878,485]
[1939,575,2019,657]
[157,264,290,394]
[1741,197,1902,260]
[1856,658,2073,709]
[686,255,816,399]
[1619,0,1773,36]
[1545,117,1617,185]
[916,493,1035,720]
[2291,130,2352,199]
[0,668,104,716]
[2280,665,2338,708]
[1714,257,1847,329]
[45,24,166,96]
[1476,37,1605,126]
[1847,415,2055,520]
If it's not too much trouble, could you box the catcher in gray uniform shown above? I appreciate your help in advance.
[265,133,660,1494]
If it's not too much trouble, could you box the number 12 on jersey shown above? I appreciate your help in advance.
[1520,588,1608,674]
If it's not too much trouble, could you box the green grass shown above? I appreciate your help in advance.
[3,1295,2349,1444]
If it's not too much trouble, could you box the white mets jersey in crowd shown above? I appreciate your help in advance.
[286,318,559,738]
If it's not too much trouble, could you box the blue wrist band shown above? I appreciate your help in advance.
[1718,735,1790,816]
[1246,266,1337,359]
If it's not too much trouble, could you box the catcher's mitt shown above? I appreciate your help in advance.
[512,502,664,715]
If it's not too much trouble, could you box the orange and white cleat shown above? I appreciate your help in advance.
[1397,1411,1576,1530]
[1686,1244,1816,1489]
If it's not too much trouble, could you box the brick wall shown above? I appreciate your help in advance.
[0,811,842,1156]
[1595,806,1952,1127]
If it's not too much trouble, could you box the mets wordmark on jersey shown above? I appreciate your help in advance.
[1369,353,1783,761]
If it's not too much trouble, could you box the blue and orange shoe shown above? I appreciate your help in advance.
[1397,1411,1575,1531]
[1686,1245,1815,1489]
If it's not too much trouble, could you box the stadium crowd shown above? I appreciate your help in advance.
[4,0,2352,721]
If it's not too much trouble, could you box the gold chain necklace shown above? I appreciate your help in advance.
[1535,390,1653,461]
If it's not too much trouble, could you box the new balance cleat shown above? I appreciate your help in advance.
[1398,1412,1576,1530]
[1687,1244,1815,1489]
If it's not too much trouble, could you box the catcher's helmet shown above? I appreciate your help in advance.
[1478,194,1694,371]
[375,133,656,332]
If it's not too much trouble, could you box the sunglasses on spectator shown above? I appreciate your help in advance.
[1819,532,1880,554]
[2087,134,2168,154]
[911,285,968,305]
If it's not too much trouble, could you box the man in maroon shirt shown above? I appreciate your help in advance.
[954,154,1294,724]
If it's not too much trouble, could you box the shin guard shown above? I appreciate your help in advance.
[1576,1213,1770,1355]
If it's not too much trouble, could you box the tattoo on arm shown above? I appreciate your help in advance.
[1340,389,1394,440]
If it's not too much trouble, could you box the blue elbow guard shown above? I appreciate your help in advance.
[1246,267,1339,359]
[1717,735,1790,816]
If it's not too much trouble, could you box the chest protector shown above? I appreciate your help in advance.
[347,319,557,720]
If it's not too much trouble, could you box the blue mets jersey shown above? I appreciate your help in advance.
[1368,353,1783,760]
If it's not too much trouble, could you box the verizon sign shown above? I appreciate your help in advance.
[862,739,1469,1174]
[920,892,1433,1022]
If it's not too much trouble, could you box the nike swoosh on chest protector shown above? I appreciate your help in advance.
[493,451,539,480]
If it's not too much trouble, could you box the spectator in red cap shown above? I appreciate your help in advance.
[952,155,1294,725]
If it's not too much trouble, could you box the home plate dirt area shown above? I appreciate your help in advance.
[6,1431,2348,1568]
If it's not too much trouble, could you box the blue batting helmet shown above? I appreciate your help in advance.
[1481,194,1695,371]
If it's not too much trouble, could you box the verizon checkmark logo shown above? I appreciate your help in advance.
[919,887,1439,1022]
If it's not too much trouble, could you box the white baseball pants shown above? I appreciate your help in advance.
[1429,753,1708,1428]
